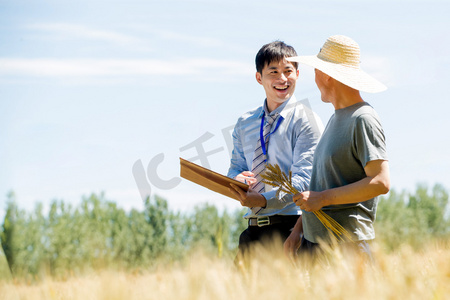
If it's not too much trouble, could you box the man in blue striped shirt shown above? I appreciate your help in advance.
[228,41,322,261]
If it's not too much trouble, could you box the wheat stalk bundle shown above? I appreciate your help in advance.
[261,164,352,242]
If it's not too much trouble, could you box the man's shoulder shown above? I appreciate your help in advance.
[350,102,378,117]
[236,105,263,122]
[283,97,324,132]
[280,96,311,118]
[351,103,382,124]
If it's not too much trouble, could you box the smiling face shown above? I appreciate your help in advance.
[256,59,299,112]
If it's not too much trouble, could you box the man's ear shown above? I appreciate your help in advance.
[255,72,263,85]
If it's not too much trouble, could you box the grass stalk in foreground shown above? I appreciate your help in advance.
[1,241,449,300]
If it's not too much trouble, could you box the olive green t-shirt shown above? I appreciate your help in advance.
[303,102,388,243]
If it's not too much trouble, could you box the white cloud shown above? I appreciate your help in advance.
[153,29,225,48]
[24,23,254,55]
[139,28,254,54]
[27,23,144,45]
[0,58,253,78]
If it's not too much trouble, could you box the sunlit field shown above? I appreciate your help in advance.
[1,239,449,300]
[1,185,448,299]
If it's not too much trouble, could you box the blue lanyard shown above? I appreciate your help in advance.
[259,111,283,161]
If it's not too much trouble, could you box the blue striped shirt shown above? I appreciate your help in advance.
[227,96,323,218]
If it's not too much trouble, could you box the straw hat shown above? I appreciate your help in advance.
[287,35,387,93]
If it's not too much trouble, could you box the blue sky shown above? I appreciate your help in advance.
[1,0,450,217]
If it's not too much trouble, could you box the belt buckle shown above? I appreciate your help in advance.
[257,216,270,227]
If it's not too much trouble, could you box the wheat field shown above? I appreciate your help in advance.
[1,240,449,300]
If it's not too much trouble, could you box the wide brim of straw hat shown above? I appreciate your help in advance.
[288,55,387,93]
[287,35,387,94]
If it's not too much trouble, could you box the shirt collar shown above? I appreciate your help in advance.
[261,95,296,119]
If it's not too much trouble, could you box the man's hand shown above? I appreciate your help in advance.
[234,171,257,187]
[229,183,267,208]
[284,215,302,258]
[293,191,326,212]
[284,231,302,258]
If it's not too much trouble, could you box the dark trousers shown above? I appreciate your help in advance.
[236,216,299,261]
[299,236,374,263]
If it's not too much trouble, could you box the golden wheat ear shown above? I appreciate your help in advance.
[261,163,352,242]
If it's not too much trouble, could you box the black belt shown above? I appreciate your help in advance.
[248,215,299,227]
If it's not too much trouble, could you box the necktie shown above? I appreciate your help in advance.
[250,112,278,214]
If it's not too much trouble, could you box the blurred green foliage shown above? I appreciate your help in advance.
[0,192,246,280]
[1,183,449,280]
[376,183,450,250]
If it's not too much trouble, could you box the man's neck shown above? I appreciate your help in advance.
[330,87,363,110]
[267,102,279,113]
[266,97,291,113]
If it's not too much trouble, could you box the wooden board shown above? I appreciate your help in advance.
[179,157,248,201]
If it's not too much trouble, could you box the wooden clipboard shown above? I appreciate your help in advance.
[179,157,249,201]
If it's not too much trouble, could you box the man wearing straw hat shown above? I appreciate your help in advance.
[228,41,322,262]
[284,35,390,258]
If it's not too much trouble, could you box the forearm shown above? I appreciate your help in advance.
[283,215,303,257]
[321,179,384,206]
[263,153,313,209]
[291,214,303,234]
[294,161,390,212]
[263,189,294,210]
[321,162,390,206]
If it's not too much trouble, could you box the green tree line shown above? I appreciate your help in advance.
[376,183,450,250]
[1,183,449,280]
[0,192,246,280]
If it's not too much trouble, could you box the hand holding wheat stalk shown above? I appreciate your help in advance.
[261,163,352,242]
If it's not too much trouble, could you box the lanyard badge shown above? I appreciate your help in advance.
[259,111,283,162]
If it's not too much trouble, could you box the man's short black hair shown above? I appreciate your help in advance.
[255,41,298,74]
